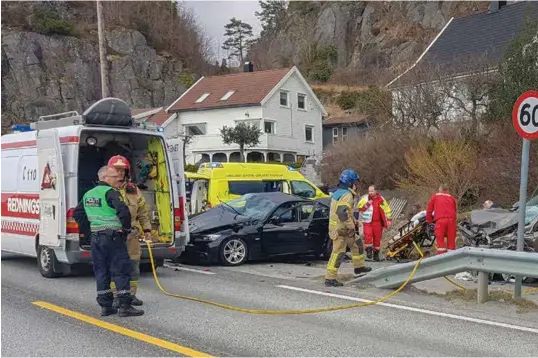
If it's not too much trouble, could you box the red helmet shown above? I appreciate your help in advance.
[108,155,130,169]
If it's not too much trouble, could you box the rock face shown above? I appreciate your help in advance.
[1,28,186,131]
[250,1,489,82]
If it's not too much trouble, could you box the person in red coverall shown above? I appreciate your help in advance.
[357,185,392,261]
[426,184,457,255]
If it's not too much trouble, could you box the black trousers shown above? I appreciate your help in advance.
[91,230,132,307]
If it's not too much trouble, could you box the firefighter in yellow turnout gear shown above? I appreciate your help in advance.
[325,169,372,287]
[108,155,155,307]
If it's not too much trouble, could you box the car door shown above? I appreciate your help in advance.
[261,202,315,256]
[307,203,330,251]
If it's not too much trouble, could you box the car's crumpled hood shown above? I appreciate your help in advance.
[189,207,249,234]
[469,208,518,235]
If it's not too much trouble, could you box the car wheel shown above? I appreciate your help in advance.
[219,238,248,266]
[37,245,62,278]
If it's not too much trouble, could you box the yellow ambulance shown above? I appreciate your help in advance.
[185,162,328,215]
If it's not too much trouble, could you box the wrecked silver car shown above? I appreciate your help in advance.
[458,195,538,252]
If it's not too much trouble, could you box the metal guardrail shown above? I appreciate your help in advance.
[346,247,538,302]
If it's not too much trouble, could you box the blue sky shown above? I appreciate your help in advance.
[182,0,263,61]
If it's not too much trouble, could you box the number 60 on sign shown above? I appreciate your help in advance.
[512,90,538,141]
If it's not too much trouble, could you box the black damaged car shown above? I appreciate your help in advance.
[180,192,331,266]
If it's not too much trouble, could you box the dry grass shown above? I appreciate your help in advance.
[311,83,369,93]
[428,288,538,313]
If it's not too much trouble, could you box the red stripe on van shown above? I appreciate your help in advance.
[1,220,39,236]
[1,193,40,219]
[1,136,79,149]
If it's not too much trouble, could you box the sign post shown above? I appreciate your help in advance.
[511,90,538,298]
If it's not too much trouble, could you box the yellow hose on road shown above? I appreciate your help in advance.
[145,241,423,315]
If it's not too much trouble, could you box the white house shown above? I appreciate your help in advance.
[386,0,538,126]
[136,66,327,165]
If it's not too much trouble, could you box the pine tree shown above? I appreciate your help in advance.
[255,0,287,34]
[222,17,254,65]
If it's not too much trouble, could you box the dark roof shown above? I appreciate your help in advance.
[322,115,369,127]
[389,1,538,88]
[167,68,292,112]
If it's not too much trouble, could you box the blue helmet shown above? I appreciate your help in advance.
[339,169,360,187]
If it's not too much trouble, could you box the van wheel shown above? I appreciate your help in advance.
[37,245,62,278]
[219,238,248,266]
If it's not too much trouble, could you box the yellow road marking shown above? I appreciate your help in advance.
[32,301,213,357]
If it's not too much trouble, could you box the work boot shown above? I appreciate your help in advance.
[366,247,373,261]
[354,266,372,276]
[324,279,344,287]
[101,306,118,317]
[131,296,143,306]
[118,304,144,317]
[373,250,381,262]
[112,297,120,309]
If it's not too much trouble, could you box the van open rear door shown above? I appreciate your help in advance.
[37,129,67,247]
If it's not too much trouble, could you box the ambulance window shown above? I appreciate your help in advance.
[228,180,285,195]
[291,181,316,198]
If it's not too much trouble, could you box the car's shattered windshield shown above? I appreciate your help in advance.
[223,194,279,220]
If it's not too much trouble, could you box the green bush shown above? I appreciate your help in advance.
[179,70,196,88]
[336,91,360,110]
[309,60,333,83]
[30,7,74,36]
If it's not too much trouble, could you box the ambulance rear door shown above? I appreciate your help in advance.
[36,129,67,247]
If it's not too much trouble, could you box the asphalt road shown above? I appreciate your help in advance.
[2,253,538,357]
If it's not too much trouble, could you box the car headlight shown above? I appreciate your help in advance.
[200,234,222,241]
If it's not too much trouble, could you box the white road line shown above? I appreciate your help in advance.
[163,264,216,275]
[277,285,538,335]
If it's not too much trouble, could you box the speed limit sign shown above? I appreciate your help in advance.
[512,90,538,140]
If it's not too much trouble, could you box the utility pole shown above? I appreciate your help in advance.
[96,0,110,98]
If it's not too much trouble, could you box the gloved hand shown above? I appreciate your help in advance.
[387,219,393,227]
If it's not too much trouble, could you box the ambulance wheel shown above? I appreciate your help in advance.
[37,245,62,278]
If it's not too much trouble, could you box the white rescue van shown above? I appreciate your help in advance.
[1,98,189,277]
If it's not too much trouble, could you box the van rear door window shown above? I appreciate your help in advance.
[228,181,284,195]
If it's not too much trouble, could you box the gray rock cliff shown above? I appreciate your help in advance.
[1,28,186,132]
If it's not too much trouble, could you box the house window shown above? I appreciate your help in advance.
[280,91,288,107]
[305,126,314,142]
[220,90,235,101]
[342,127,348,141]
[185,125,205,136]
[195,93,210,103]
[297,94,306,110]
[332,127,338,144]
[264,121,275,134]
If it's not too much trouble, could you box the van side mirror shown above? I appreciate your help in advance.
[269,216,281,225]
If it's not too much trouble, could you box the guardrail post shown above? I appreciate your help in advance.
[477,271,489,303]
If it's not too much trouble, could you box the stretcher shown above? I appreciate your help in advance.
[385,211,436,262]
